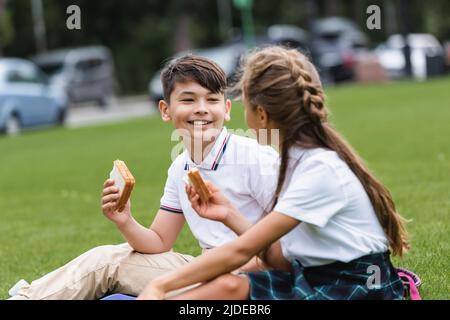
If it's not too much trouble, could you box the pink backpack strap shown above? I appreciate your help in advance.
[397,271,422,300]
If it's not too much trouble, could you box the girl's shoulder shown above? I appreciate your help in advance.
[297,148,344,172]
[289,148,352,193]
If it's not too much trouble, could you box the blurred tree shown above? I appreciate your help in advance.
[383,0,398,37]
[217,0,233,41]
[323,0,340,16]
[350,0,364,27]
[423,0,450,40]
[303,0,318,30]
[31,0,47,53]
[233,0,255,47]
[2,0,449,94]
[0,0,14,56]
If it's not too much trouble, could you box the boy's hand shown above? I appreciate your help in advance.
[185,180,235,222]
[101,179,132,226]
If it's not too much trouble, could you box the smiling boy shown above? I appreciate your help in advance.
[8,55,279,300]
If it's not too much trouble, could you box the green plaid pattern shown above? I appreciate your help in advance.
[246,252,404,300]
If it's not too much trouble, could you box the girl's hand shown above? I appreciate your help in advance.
[137,282,165,300]
[185,180,236,223]
[101,179,132,227]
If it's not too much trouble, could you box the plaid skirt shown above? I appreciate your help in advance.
[246,251,404,300]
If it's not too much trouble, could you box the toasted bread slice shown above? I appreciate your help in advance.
[109,160,135,212]
[186,168,211,203]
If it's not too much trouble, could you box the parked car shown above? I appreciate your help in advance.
[262,24,310,52]
[309,16,369,83]
[374,33,446,80]
[32,46,117,108]
[0,58,67,135]
[148,42,245,103]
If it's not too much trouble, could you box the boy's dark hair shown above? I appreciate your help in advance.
[161,54,227,103]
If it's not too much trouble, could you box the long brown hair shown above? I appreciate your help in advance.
[234,46,409,256]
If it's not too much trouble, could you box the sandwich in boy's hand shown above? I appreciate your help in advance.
[109,160,135,212]
[184,168,211,203]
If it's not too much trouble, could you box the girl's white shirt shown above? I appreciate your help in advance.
[275,146,388,267]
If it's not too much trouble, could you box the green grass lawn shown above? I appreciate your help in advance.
[1,77,449,299]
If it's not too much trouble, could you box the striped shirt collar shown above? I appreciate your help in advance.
[184,127,231,171]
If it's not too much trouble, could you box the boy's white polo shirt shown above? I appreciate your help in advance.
[160,127,279,249]
[275,146,389,267]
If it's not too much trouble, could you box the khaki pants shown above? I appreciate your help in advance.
[9,243,195,300]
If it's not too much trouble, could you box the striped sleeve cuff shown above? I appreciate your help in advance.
[160,204,183,214]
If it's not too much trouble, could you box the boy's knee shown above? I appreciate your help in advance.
[85,243,132,266]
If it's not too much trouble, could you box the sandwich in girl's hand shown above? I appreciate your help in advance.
[184,168,211,203]
[109,160,135,212]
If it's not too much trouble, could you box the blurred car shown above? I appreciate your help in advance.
[0,58,67,135]
[309,16,369,83]
[262,24,310,52]
[374,33,446,80]
[32,46,116,108]
[148,42,245,103]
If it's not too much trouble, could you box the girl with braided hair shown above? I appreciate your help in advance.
[138,46,409,300]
